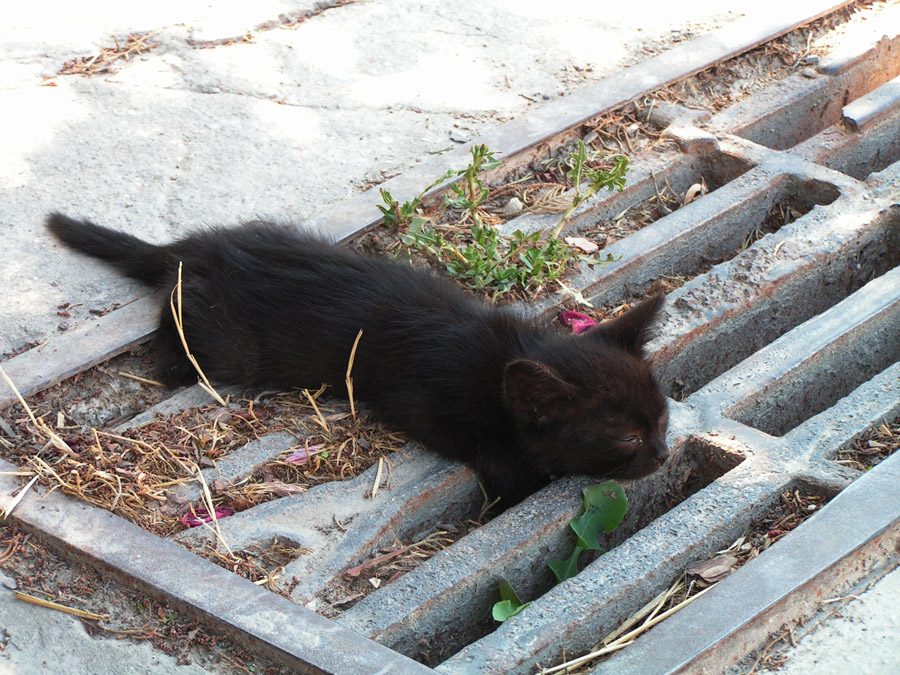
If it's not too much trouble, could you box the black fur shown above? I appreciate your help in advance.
[47,214,670,505]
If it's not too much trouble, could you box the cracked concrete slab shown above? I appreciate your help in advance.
[1,0,754,356]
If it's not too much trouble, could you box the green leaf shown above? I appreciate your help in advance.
[570,480,627,549]
[492,578,531,622]
[548,545,585,583]
[492,599,532,622]
[582,480,627,512]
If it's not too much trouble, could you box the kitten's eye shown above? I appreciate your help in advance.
[615,435,639,443]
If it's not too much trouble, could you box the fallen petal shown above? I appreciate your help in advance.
[179,506,234,528]
[266,481,307,496]
[685,554,738,583]
[682,182,706,207]
[558,310,600,334]
[564,236,599,253]
[284,444,325,465]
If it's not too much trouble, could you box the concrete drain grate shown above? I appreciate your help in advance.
[2,4,900,673]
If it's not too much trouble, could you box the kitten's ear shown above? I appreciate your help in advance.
[504,360,577,425]
[588,293,665,357]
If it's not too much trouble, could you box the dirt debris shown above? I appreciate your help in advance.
[58,32,161,77]
[317,516,490,618]
[0,521,290,674]
[652,1,886,112]
[0,366,406,540]
[833,415,900,472]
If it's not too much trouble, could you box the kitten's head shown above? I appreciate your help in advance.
[504,294,669,483]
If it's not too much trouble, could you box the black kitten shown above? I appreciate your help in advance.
[46,214,669,504]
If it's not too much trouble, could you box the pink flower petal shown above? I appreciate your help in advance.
[284,444,325,466]
[558,310,599,335]
[180,506,234,528]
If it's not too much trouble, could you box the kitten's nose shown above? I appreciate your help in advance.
[650,437,669,464]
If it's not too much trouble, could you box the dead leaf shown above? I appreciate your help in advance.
[682,183,706,207]
[685,554,738,584]
[564,236,599,254]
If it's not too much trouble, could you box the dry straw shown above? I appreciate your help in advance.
[345,329,363,423]
[540,576,716,674]
[194,467,234,557]
[15,591,109,621]
[0,364,74,457]
[169,262,227,406]
[1,475,38,519]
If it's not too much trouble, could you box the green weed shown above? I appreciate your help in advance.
[549,142,629,238]
[492,480,627,622]
[379,142,624,300]
[377,168,456,231]
[443,144,502,224]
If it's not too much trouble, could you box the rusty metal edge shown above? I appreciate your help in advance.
[0,0,853,412]
[0,458,435,675]
[590,451,900,675]
[0,295,159,412]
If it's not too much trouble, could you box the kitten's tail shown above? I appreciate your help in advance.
[46,213,171,286]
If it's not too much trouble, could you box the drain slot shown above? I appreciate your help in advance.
[562,480,834,673]
[575,152,753,237]
[831,412,900,473]
[439,438,743,664]
[337,437,744,666]
[653,177,852,399]
[726,290,900,437]
[598,438,745,551]
[728,32,900,151]
[826,105,900,180]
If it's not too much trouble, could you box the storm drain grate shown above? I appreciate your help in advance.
[2,3,900,674]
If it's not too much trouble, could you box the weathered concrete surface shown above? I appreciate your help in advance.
[338,413,746,663]
[175,445,480,604]
[439,463,788,674]
[593,451,900,675]
[758,567,900,675]
[0,458,435,675]
[0,582,208,675]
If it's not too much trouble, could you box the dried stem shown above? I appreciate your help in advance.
[169,262,227,406]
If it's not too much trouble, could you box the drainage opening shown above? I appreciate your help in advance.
[559,481,834,672]
[398,437,745,666]
[597,437,745,551]
[733,41,900,151]
[182,536,312,588]
[574,152,754,245]
[1,340,167,429]
[566,176,844,400]
[657,200,900,401]
[826,109,900,180]
[726,291,900,437]
[646,175,842,305]
[318,515,486,618]
[830,413,900,473]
